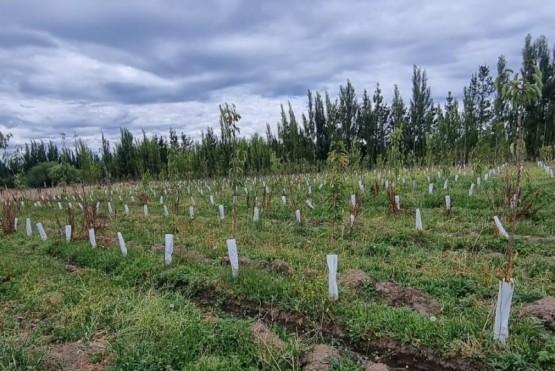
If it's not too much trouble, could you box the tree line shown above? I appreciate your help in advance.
[0,34,554,188]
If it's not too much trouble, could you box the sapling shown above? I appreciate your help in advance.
[1,199,17,235]
[491,62,543,343]
[220,103,243,238]
[326,141,349,244]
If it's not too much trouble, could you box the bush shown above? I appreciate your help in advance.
[24,162,57,187]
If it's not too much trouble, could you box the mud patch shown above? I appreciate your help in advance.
[521,297,555,331]
[301,344,341,371]
[252,321,286,352]
[374,282,441,316]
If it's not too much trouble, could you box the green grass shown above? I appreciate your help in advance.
[2,163,555,370]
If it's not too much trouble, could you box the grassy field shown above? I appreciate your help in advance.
[1,163,555,370]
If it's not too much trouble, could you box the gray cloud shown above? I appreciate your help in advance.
[0,0,554,150]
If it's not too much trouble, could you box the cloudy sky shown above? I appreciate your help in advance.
[0,0,554,151]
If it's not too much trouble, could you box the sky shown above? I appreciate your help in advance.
[0,0,554,151]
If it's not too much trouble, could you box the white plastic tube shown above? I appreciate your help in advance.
[164,234,174,264]
[118,232,127,256]
[493,216,509,239]
[26,218,32,237]
[218,204,225,220]
[327,254,339,300]
[416,208,423,231]
[89,228,97,248]
[226,238,239,278]
[253,207,260,222]
[36,223,47,241]
[65,225,72,242]
[493,280,514,343]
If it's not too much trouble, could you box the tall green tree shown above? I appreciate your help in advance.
[408,65,433,162]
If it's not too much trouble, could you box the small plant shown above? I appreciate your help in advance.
[386,186,400,216]
[220,102,242,238]
[326,140,349,244]
[371,179,381,195]
[79,186,105,237]
[348,189,363,229]
[66,204,75,240]
[1,199,17,234]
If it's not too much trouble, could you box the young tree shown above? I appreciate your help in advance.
[495,63,542,282]
[408,65,433,162]
[220,103,243,237]
[338,80,358,151]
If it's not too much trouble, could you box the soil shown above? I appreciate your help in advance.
[64,264,93,275]
[301,344,341,371]
[484,252,505,260]
[264,259,294,275]
[365,363,390,371]
[520,297,555,331]
[96,235,118,247]
[192,288,480,371]
[221,254,257,266]
[251,321,286,352]
[521,235,555,243]
[374,282,441,316]
[341,269,373,288]
[183,251,212,263]
[202,311,219,324]
[47,341,106,370]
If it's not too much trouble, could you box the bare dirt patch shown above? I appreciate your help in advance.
[47,342,105,370]
[521,297,555,331]
[221,254,257,266]
[183,250,212,263]
[96,235,118,248]
[251,321,286,352]
[192,288,478,371]
[484,252,505,260]
[64,264,93,275]
[301,344,341,371]
[374,282,441,316]
[202,311,219,324]
[521,235,555,243]
[365,363,390,371]
[341,269,373,289]
[264,259,294,275]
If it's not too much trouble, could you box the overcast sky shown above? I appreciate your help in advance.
[0,0,554,150]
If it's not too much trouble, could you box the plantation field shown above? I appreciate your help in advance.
[1,163,555,370]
